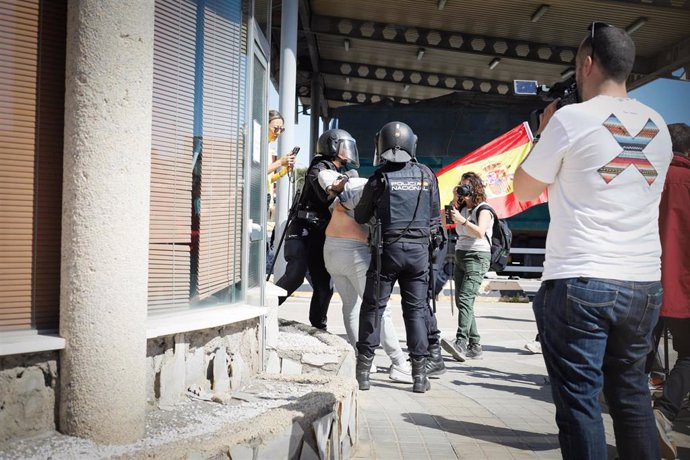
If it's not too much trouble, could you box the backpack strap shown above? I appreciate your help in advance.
[475,203,497,247]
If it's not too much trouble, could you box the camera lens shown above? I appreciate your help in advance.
[456,184,472,197]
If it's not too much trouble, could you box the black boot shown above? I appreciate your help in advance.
[411,357,431,393]
[356,354,375,391]
[426,341,446,378]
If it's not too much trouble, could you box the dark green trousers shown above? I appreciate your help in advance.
[453,250,490,344]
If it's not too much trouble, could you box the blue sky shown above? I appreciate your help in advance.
[272,76,690,168]
[629,77,690,125]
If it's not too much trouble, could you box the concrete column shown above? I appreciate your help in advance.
[273,0,299,279]
[59,0,154,443]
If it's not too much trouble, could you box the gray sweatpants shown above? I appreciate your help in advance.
[323,236,406,366]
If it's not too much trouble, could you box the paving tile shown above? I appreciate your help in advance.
[278,292,690,459]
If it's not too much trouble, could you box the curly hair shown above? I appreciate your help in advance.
[460,171,487,208]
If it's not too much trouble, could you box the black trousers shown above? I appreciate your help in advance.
[357,241,435,358]
[275,220,333,329]
[655,318,690,421]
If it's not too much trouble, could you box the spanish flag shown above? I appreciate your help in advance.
[436,122,547,218]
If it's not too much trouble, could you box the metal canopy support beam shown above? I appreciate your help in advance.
[299,85,421,105]
[310,74,322,160]
[599,0,690,10]
[312,15,579,66]
[310,15,652,74]
[274,0,299,279]
[319,59,516,96]
[628,35,690,90]
[298,0,329,120]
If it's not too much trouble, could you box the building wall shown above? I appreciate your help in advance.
[0,352,59,443]
[0,0,269,444]
[147,319,262,408]
[0,318,261,443]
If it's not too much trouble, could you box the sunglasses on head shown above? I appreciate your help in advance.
[587,21,612,61]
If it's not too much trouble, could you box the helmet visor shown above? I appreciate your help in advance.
[336,139,359,169]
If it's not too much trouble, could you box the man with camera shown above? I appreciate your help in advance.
[353,121,445,393]
[276,129,359,330]
[514,23,672,459]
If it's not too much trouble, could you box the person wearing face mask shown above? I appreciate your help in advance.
[267,110,296,182]
[266,110,297,274]
[440,172,493,363]
[275,129,360,331]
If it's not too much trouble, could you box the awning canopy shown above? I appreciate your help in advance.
[272,0,690,117]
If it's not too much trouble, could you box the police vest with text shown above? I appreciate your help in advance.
[378,165,432,243]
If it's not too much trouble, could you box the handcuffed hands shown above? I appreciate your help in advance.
[329,178,347,194]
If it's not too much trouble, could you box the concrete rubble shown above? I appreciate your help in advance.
[0,320,358,460]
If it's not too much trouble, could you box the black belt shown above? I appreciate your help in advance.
[297,210,321,221]
[297,210,328,227]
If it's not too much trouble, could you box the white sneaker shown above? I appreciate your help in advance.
[524,341,542,354]
[654,408,677,459]
[389,361,413,383]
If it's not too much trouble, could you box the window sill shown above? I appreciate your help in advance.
[146,304,268,339]
[0,332,66,357]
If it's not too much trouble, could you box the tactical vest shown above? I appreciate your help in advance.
[299,156,338,224]
[378,163,431,242]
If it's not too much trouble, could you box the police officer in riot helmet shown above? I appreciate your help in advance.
[276,128,359,330]
[353,121,445,393]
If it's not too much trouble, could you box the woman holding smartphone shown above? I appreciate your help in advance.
[441,171,493,362]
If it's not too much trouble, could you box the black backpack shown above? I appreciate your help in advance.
[475,204,512,272]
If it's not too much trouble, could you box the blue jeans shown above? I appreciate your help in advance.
[533,278,662,460]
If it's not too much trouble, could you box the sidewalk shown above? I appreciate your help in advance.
[278,286,690,459]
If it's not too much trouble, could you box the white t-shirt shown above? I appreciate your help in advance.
[521,95,672,281]
[455,203,493,252]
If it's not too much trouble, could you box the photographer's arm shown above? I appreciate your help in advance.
[514,100,566,201]
[450,208,492,239]
[514,168,548,202]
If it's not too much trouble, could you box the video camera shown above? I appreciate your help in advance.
[514,77,580,134]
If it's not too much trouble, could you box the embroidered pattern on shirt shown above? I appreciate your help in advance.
[597,114,659,185]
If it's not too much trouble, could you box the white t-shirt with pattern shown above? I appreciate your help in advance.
[520,95,672,281]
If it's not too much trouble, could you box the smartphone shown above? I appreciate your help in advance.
[291,146,300,155]
[444,205,454,223]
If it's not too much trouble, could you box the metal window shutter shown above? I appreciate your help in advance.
[0,0,65,332]
[196,0,246,300]
[148,0,196,312]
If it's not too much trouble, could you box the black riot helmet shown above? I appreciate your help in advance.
[316,128,360,168]
[374,121,418,166]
